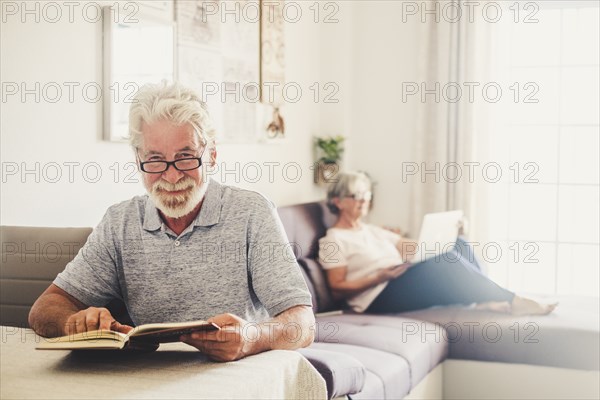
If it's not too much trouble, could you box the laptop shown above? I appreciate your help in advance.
[409,210,464,264]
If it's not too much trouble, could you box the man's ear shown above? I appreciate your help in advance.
[133,149,142,172]
[209,147,217,167]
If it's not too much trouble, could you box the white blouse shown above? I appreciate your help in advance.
[318,223,404,312]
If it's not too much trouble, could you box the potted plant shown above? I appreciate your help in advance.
[314,135,345,184]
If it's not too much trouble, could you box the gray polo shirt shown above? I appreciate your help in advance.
[54,179,312,325]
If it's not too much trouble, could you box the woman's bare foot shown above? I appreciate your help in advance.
[510,295,558,316]
[473,301,512,313]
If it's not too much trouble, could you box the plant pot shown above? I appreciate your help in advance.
[314,161,339,186]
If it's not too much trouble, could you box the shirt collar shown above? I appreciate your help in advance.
[143,197,162,232]
[193,178,222,227]
[142,178,222,232]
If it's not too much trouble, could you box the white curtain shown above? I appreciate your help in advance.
[409,0,496,243]
[407,1,599,296]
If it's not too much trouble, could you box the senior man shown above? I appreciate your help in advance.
[29,82,315,361]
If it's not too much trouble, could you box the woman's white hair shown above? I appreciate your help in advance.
[128,81,216,150]
[326,171,372,214]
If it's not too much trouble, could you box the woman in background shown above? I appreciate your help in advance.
[319,171,557,315]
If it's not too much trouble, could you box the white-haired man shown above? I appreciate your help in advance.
[29,82,315,361]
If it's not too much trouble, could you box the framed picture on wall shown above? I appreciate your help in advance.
[259,0,286,141]
[260,0,285,106]
[102,4,175,142]
[176,0,261,143]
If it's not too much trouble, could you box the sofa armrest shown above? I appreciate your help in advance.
[298,347,366,399]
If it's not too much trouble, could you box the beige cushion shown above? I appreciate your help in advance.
[0,226,92,327]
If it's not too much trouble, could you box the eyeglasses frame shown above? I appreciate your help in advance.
[136,146,207,174]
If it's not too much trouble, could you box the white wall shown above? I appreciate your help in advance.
[1,3,120,227]
[1,1,422,230]
[0,0,328,227]
[325,1,421,233]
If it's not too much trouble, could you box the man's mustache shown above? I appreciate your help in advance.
[153,178,195,193]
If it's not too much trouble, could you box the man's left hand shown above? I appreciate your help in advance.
[180,313,265,362]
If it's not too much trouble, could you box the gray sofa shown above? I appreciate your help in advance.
[278,202,599,399]
[1,203,599,399]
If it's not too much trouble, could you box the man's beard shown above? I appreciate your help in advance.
[149,176,209,219]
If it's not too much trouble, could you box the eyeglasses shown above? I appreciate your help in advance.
[345,191,372,201]
[137,149,205,174]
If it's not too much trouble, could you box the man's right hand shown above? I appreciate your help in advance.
[64,307,133,335]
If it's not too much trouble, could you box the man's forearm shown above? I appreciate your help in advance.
[257,305,315,352]
[29,293,80,337]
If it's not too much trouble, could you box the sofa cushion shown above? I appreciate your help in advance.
[298,258,341,313]
[318,201,338,229]
[310,342,412,399]
[278,202,344,314]
[0,226,92,327]
[0,225,133,328]
[400,295,600,371]
[315,314,448,391]
[298,265,318,310]
[298,346,366,399]
[277,202,328,259]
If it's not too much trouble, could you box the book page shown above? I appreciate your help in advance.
[47,330,127,343]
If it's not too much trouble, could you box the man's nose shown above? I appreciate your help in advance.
[161,164,184,184]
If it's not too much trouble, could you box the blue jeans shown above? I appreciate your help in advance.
[366,237,515,314]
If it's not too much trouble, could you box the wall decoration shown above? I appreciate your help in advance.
[266,107,285,138]
[260,0,285,105]
[104,0,286,144]
[259,0,286,141]
[176,0,260,143]
[102,4,175,142]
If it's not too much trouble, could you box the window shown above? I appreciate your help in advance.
[484,2,599,297]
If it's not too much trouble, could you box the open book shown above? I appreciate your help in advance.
[36,320,220,351]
